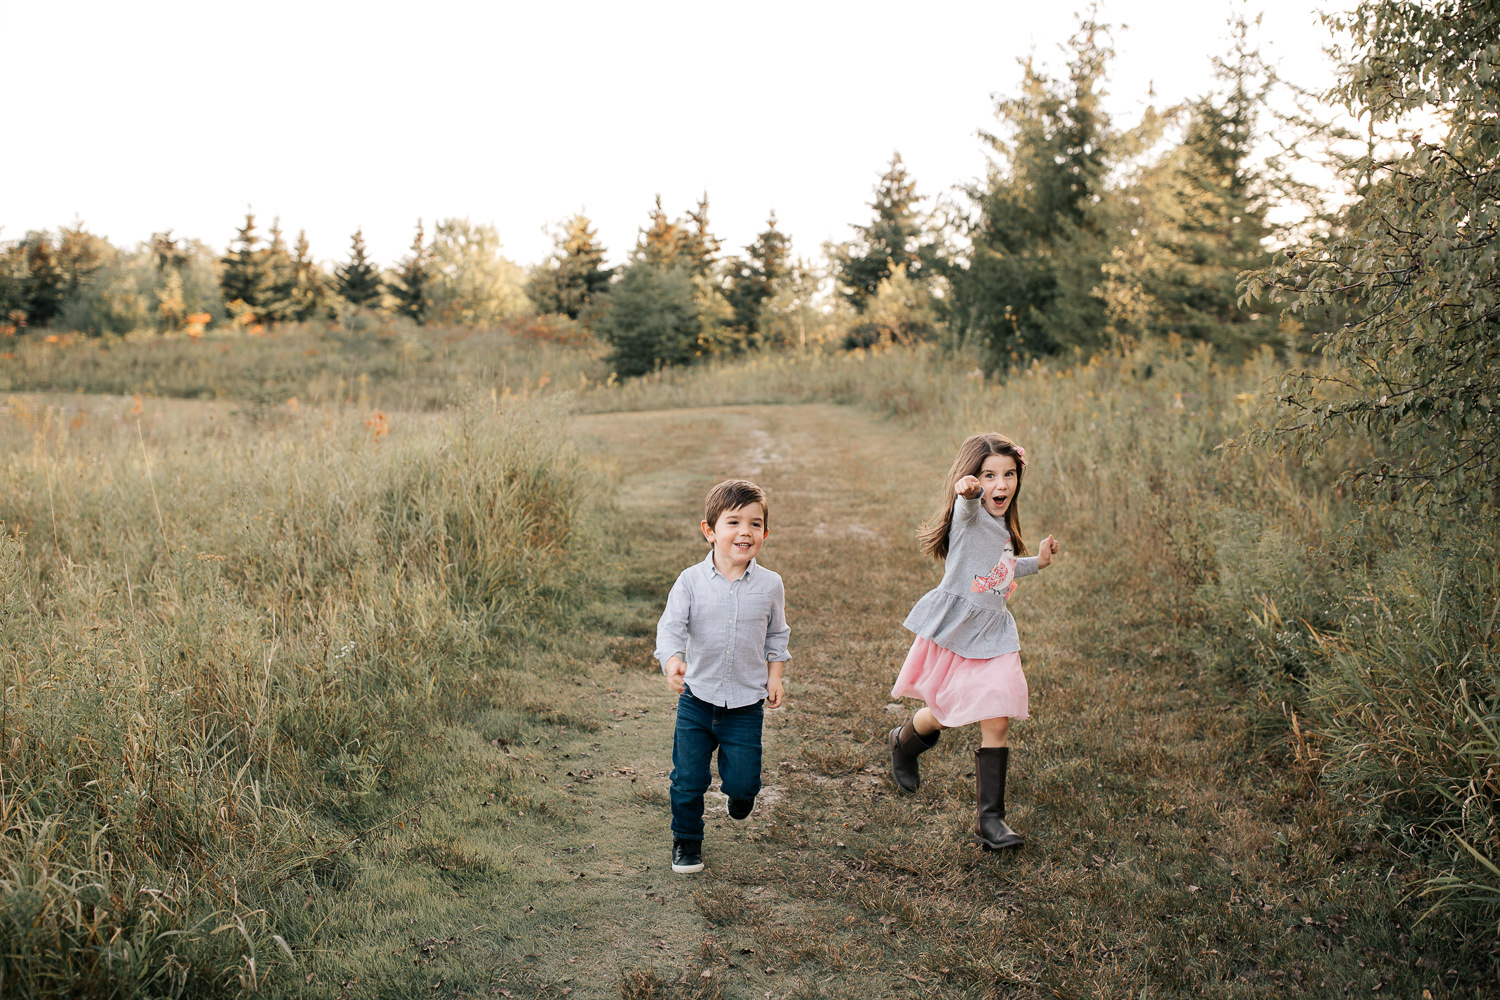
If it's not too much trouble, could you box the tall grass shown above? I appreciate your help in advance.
[4,327,1496,986]
[0,315,602,412]
[0,390,593,996]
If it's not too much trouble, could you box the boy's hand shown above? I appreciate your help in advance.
[955,475,981,499]
[765,676,785,709]
[1037,534,1060,568]
[664,656,687,693]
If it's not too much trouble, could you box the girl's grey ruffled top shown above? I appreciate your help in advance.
[902,494,1039,659]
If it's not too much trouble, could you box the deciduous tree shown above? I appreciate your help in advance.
[1257,0,1500,511]
[427,218,530,326]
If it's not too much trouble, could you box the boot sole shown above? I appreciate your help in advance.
[974,835,1024,851]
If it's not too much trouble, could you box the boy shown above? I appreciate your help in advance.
[655,479,790,874]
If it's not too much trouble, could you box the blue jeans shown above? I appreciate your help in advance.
[670,687,764,842]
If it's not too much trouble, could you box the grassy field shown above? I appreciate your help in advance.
[1,327,1495,997]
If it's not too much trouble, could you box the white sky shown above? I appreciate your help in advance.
[3,1,1344,270]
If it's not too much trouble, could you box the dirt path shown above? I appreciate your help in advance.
[478,403,947,995]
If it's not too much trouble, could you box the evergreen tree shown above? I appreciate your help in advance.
[952,20,1118,368]
[636,194,721,275]
[0,239,28,328]
[527,214,611,320]
[725,212,791,343]
[220,211,273,316]
[621,196,732,357]
[288,230,328,321]
[335,227,383,308]
[150,230,188,274]
[639,196,686,268]
[680,195,722,277]
[260,218,298,323]
[1102,23,1279,357]
[21,234,65,326]
[833,153,937,312]
[150,231,189,331]
[597,263,701,376]
[389,220,432,323]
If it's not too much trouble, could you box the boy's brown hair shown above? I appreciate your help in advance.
[703,479,769,540]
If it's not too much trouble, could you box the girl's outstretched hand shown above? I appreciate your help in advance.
[1037,534,1060,568]
[955,475,982,499]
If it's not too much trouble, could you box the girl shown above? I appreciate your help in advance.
[888,432,1059,851]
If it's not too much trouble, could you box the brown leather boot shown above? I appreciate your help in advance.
[889,718,939,793]
[973,747,1024,850]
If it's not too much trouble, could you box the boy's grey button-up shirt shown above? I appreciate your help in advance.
[655,552,791,709]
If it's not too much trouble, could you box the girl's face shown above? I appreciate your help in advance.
[975,453,1019,519]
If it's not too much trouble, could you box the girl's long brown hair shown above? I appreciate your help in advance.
[916,433,1027,560]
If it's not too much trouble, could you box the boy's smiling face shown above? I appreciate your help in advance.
[702,502,767,577]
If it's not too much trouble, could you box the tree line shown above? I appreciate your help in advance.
[1,14,1295,368]
[4,0,1495,506]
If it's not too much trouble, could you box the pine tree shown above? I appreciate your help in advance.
[1102,22,1279,358]
[287,230,328,321]
[335,227,383,308]
[680,195,722,277]
[389,220,432,323]
[261,218,298,323]
[626,196,731,354]
[726,212,791,344]
[950,21,1119,368]
[833,154,937,312]
[597,263,700,376]
[636,195,721,276]
[527,214,611,320]
[21,235,65,326]
[220,211,273,317]
[639,196,686,268]
[150,230,187,274]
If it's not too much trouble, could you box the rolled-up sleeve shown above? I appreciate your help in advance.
[763,577,790,663]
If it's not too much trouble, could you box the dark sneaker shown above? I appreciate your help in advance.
[671,839,704,874]
[727,797,754,820]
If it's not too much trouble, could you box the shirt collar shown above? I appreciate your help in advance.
[701,550,757,580]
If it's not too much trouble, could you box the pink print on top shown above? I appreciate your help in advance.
[971,557,1018,599]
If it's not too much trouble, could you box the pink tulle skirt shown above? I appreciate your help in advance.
[890,635,1029,727]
